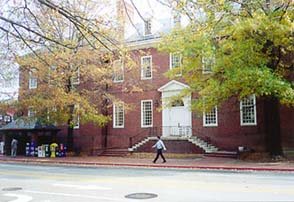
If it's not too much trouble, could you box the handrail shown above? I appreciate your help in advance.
[129,125,193,148]
[129,127,153,148]
[128,125,216,150]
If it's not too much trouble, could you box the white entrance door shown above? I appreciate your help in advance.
[158,80,192,137]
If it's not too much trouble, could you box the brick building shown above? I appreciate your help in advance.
[12,6,294,156]
[71,13,294,156]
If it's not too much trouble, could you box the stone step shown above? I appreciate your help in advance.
[204,151,238,158]
[100,149,129,157]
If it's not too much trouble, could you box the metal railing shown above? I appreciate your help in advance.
[161,126,192,137]
[129,126,193,148]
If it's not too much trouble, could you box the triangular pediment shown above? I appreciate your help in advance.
[158,80,189,92]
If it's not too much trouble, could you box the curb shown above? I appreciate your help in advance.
[1,158,294,172]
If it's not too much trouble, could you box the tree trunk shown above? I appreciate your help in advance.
[67,104,75,152]
[264,96,283,156]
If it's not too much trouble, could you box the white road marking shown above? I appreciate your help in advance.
[23,190,126,201]
[53,183,112,190]
[4,193,32,202]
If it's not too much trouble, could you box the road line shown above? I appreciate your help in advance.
[4,193,32,202]
[1,170,294,195]
[53,183,112,190]
[23,190,126,201]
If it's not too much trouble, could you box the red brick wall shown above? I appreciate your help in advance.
[104,47,294,152]
[280,105,294,148]
[136,140,204,153]
[18,47,294,154]
[192,97,265,151]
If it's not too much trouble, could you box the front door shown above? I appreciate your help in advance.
[162,96,192,136]
[158,80,192,137]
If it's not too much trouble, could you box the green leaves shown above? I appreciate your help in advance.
[160,0,294,111]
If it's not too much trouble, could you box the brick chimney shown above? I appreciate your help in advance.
[116,0,134,40]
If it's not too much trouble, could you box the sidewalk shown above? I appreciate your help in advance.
[1,155,294,172]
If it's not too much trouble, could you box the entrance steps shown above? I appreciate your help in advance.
[187,136,218,153]
[204,151,238,158]
[100,148,129,157]
[128,136,219,154]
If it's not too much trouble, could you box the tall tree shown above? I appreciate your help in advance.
[0,0,135,151]
[160,0,294,157]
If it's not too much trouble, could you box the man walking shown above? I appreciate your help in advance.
[152,136,167,163]
[11,138,18,157]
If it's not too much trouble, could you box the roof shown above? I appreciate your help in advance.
[0,118,59,131]
[158,80,190,92]
[126,18,172,43]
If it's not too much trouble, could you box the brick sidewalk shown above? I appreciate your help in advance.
[1,155,294,172]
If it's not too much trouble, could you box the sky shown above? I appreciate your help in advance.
[0,0,172,102]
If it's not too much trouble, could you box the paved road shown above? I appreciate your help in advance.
[0,163,293,202]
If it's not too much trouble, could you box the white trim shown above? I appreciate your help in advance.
[141,100,153,128]
[203,106,218,127]
[113,104,124,128]
[169,52,182,76]
[29,71,37,89]
[112,59,124,83]
[141,56,152,80]
[202,56,214,74]
[240,95,257,126]
[127,38,161,50]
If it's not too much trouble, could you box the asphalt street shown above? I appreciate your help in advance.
[0,163,293,202]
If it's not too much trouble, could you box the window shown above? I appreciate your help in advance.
[73,116,79,129]
[0,115,2,121]
[202,56,215,74]
[28,107,36,117]
[4,115,11,123]
[203,106,218,127]
[170,53,182,76]
[112,60,124,82]
[141,100,153,127]
[173,12,181,26]
[113,104,124,128]
[240,95,257,126]
[141,56,152,79]
[29,70,37,89]
[171,99,184,107]
[71,66,80,85]
[73,105,79,129]
[144,19,152,35]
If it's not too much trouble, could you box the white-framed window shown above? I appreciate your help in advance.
[112,59,124,82]
[73,116,79,129]
[71,66,80,85]
[144,19,152,35]
[73,105,80,129]
[170,52,182,76]
[141,56,152,79]
[240,95,257,126]
[29,70,37,89]
[113,103,124,128]
[4,115,11,123]
[202,56,215,74]
[203,106,218,127]
[28,107,36,117]
[141,100,153,127]
[173,12,181,26]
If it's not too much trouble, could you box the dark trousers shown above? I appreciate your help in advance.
[153,149,166,163]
